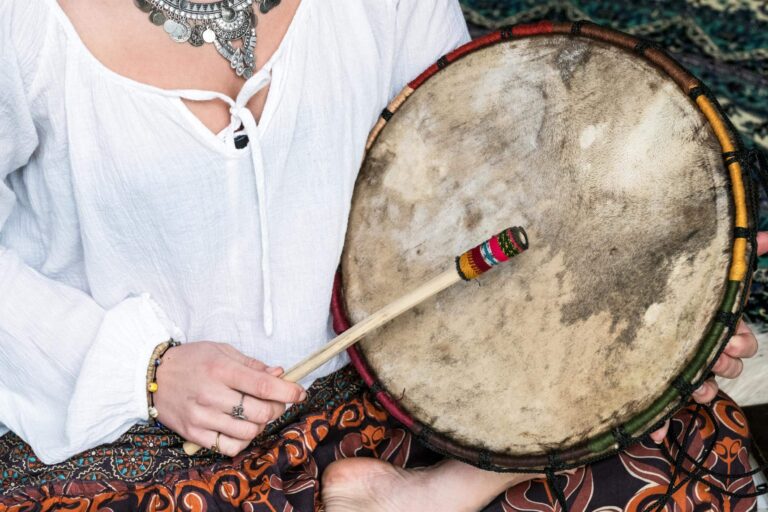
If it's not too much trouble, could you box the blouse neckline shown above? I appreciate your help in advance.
[47,0,310,109]
[48,0,312,337]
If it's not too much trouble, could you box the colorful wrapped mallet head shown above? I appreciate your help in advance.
[455,226,529,281]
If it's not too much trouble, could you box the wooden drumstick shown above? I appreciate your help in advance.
[182,226,529,455]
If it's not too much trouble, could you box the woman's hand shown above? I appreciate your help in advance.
[153,341,306,457]
[649,231,767,443]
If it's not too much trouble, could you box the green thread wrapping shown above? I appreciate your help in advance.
[498,230,519,258]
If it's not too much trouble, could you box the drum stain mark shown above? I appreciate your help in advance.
[464,204,483,230]
[554,189,718,346]
[555,42,592,88]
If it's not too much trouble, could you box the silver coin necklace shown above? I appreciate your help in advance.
[133,0,280,79]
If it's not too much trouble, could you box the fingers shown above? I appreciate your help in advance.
[712,353,744,379]
[223,364,306,404]
[187,429,251,458]
[691,378,718,404]
[723,321,758,359]
[206,346,305,404]
[757,231,768,256]
[216,344,271,371]
[196,409,266,444]
[219,387,286,425]
[649,420,669,443]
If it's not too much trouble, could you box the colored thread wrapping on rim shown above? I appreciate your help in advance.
[455,227,528,281]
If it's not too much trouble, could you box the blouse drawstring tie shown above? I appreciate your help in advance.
[176,68,275,336]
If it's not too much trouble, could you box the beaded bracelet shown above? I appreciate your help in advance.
[145,338,181,426]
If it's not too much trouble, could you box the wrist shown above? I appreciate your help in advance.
[145,338,181,426]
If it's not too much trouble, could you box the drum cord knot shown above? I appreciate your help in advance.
[671,375,696,398]
[570,20,592,36]
[633,38,663,55]
[715,310,739,330]
[612,426,633,450]
[735,148,768,203]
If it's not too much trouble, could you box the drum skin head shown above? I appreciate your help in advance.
[341,32,741,465]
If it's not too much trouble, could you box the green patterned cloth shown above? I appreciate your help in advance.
[461,0,768,325]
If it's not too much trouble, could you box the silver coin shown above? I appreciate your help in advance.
[133,0,153,13]
[170,22,192,43]
[149,10,167,25]
[203,28,216,43]
[163,19,180,34]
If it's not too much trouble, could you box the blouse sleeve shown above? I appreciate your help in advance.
[389,0,471,99]
[0,2,185,464]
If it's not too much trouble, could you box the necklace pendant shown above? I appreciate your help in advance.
[136,0,266,79]
[189,25,206,47]
[214,30,256,78]
[164,19,192,43]
[201,28,216,44]
[149,10,167,26]
[134,0,153,13]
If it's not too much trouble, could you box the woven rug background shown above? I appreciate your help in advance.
[460,0,768,327]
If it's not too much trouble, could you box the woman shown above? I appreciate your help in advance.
[0,0,760,509]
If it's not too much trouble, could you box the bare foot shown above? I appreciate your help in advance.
[321,458,535,512]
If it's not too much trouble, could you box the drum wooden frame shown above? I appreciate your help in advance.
[331,21,760,471]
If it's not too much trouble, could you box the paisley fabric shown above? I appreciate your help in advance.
[460,0,768,327]
[0,366,756,511]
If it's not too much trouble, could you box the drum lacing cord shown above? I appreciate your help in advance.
[642,404,710,512]
[663,404,768,495]
[544,454,568,511]
[725,148,768,206]
[640,399,768,512]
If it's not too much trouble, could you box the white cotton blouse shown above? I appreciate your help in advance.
[0,0,470,463]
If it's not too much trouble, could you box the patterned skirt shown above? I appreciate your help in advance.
[0,365,758,511]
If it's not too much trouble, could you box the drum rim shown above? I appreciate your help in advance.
[333,20,760,471]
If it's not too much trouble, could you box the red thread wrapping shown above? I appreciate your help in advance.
[512,21,554,37]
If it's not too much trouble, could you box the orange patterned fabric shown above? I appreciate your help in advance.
[0,366,757,511]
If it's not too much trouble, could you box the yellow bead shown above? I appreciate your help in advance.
[148,382,158,393]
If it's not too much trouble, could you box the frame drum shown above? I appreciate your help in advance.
[332,21,759,470]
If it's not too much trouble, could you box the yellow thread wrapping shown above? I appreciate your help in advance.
[458,253,478,280]
[695,94,749,281]
[730,238,748,281]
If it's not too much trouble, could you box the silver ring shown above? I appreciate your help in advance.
[231,392,247,420]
